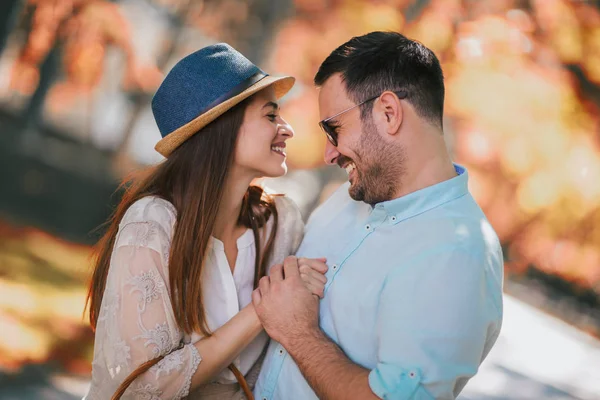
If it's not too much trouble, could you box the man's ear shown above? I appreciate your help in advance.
[375,91,403,136]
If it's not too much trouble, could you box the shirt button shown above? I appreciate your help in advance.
[365,224,371,231]
[332,264,338,271]
[278,348,284,355]
[391,216,397,222]
[409,371,416,378]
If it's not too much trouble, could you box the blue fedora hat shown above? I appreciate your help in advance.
[153,43,295,157]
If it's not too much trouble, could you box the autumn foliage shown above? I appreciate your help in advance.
[9,0,600,294]
[10,0,162,112]
[3,3,600,371]
[270,0,600,295]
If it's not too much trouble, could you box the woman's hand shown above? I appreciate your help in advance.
[298,257,328,299]
[267,258,328,298]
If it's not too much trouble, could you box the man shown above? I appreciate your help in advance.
[252,31,504,400]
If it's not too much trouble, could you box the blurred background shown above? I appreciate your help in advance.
[0,0,599,398]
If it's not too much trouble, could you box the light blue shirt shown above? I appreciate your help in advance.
[255,165,504,400]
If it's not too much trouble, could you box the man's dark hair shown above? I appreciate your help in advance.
[314,31,445,128]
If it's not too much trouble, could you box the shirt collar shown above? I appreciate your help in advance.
[373,164,469,224]
[210,228,255,250]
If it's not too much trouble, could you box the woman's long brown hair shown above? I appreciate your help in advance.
[85,96,279,398]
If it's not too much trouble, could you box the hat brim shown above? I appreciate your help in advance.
[155,75,295,157]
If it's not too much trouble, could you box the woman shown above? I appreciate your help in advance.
[84,44,327,399]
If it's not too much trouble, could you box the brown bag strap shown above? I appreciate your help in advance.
[228,362,255,400]
[113,356,253,400]
[112,355,165,400]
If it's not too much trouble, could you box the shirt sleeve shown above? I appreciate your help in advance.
[93,216,202,399]
[368,246,501,400]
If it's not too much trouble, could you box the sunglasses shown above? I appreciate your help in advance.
[318,90,408,147]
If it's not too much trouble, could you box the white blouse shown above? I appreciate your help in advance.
[85,194,304,400]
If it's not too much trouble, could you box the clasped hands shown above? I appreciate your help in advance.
[252,256,327,346]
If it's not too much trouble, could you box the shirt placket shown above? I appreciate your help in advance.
[323,205,388,293]
[260,207,389,400]
[214,246,243,373]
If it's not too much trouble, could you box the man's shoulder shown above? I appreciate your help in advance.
[394,196,503,286]
[411,192,500,251]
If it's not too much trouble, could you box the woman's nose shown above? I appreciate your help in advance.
[278,119,294,139]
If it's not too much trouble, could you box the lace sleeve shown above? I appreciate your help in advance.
[91,200,201,399]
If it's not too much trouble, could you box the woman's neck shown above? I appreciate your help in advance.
[213,168,255,240]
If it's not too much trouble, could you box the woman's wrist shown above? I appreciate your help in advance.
[243,301,263,333]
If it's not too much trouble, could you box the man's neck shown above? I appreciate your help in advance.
[392,134,457,200]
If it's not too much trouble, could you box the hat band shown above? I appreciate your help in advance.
[194,71,267,122]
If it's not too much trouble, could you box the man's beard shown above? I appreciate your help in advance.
[340,118,406,205]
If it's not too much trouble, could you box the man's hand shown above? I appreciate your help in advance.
[252,256,320,346]
[254,258,377,400]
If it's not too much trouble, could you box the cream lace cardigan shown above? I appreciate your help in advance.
[84,194,303,399]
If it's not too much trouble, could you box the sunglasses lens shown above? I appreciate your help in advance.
[319,122,337,146]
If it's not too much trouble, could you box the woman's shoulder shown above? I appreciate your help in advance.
[266,194,305,259]
[272,194,302,224]
[120,195,177,233]
[272,194,304,241]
